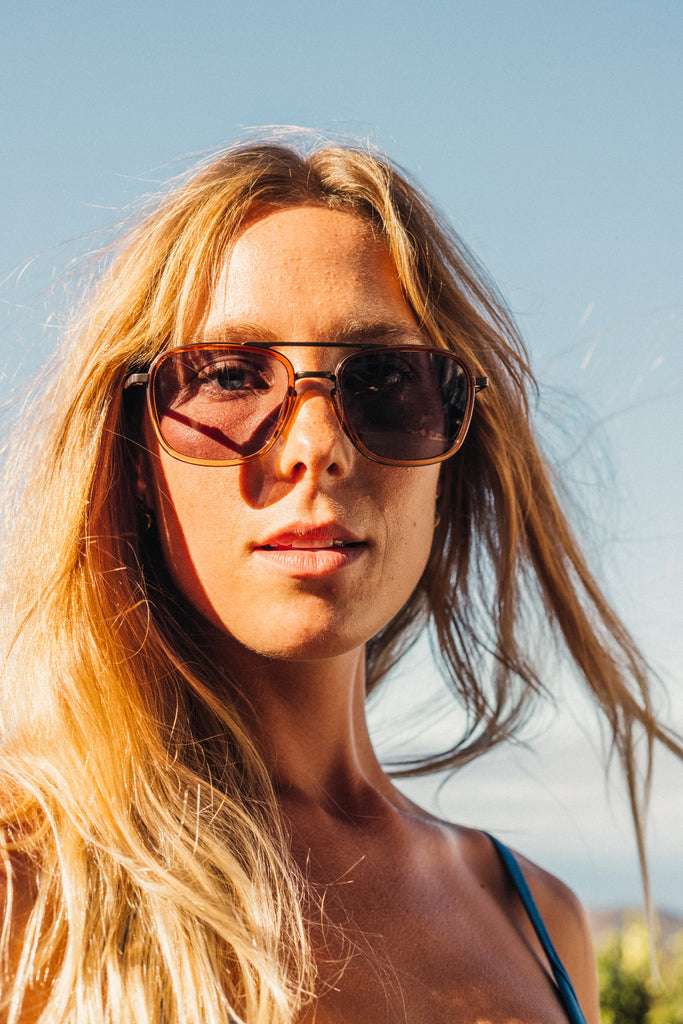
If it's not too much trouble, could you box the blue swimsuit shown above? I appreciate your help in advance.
[486,833,589,1024]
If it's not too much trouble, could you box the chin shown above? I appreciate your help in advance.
[238,628,370,663]
[203,612,376,667]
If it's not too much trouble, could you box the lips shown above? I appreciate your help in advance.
[260,538,360,550]
[255,525,364,551]
[252,524,366,577]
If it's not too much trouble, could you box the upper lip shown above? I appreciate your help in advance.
[255,523,365,549]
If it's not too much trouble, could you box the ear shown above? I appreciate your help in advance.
[135,449,157,513]
[136,458,149,502]
[134,453,158,536]
[136,464,147,502]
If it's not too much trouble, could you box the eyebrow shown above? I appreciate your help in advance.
[193,319,426,348]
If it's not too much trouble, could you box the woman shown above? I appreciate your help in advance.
[0,137,678,1024]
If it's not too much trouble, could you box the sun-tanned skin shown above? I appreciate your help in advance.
[1,207,599,1023]
[139,207,600,1023]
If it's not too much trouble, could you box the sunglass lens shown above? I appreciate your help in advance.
[338,349,470,462]
[153,347,291,462]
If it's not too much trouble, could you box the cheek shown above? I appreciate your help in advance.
[376,469,440,577]
[141,417,236,560]
[143,450,241,619]
[138,429,441,651]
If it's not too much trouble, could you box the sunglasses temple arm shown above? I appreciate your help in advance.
[123,373,149,391]
[474,377,489,393]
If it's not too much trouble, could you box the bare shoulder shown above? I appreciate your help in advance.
[456,828,600,1024]
[520,852,598,996]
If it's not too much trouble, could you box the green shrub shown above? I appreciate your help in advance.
[597,919,683,1024]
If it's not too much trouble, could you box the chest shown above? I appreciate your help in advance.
[296,857,569,1024]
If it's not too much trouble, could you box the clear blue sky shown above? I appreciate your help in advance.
[2,0,681,910]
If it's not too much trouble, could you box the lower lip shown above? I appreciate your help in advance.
[252,545,366,577]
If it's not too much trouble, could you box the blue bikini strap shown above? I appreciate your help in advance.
[485,833,589,1024]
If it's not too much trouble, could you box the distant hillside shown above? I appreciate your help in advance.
[588,907,683,946]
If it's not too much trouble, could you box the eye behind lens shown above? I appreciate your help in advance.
[150,345,292,463]
[337,347,471,463]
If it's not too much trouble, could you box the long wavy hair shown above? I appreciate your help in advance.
[0,136,679,1022]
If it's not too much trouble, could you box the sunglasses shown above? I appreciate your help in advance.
[124,342,488,468]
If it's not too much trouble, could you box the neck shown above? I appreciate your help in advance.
[217,638,391,812]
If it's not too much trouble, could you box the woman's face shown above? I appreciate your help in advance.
[142,206,441,661]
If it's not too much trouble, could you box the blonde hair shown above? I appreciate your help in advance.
[0,135,680,1022]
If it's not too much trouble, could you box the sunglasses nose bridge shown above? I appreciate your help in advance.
[278,371,346,442]
[290,370,339,409]
[292,369,337,388]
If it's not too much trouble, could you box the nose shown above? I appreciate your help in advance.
[275,376,353,481]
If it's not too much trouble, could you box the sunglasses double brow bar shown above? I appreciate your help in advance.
[124,342,489,467]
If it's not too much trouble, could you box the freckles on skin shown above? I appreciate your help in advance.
[222,223,377,326]
[146,437,439,660]
[142,206,442,660]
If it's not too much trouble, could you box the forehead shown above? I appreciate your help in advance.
[201,206,417,341]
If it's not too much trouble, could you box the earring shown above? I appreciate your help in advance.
[433,487,442,529]
[136,497,155,532]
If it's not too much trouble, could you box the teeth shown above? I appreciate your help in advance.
[262,539,354,550]
[288,539,337,549]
